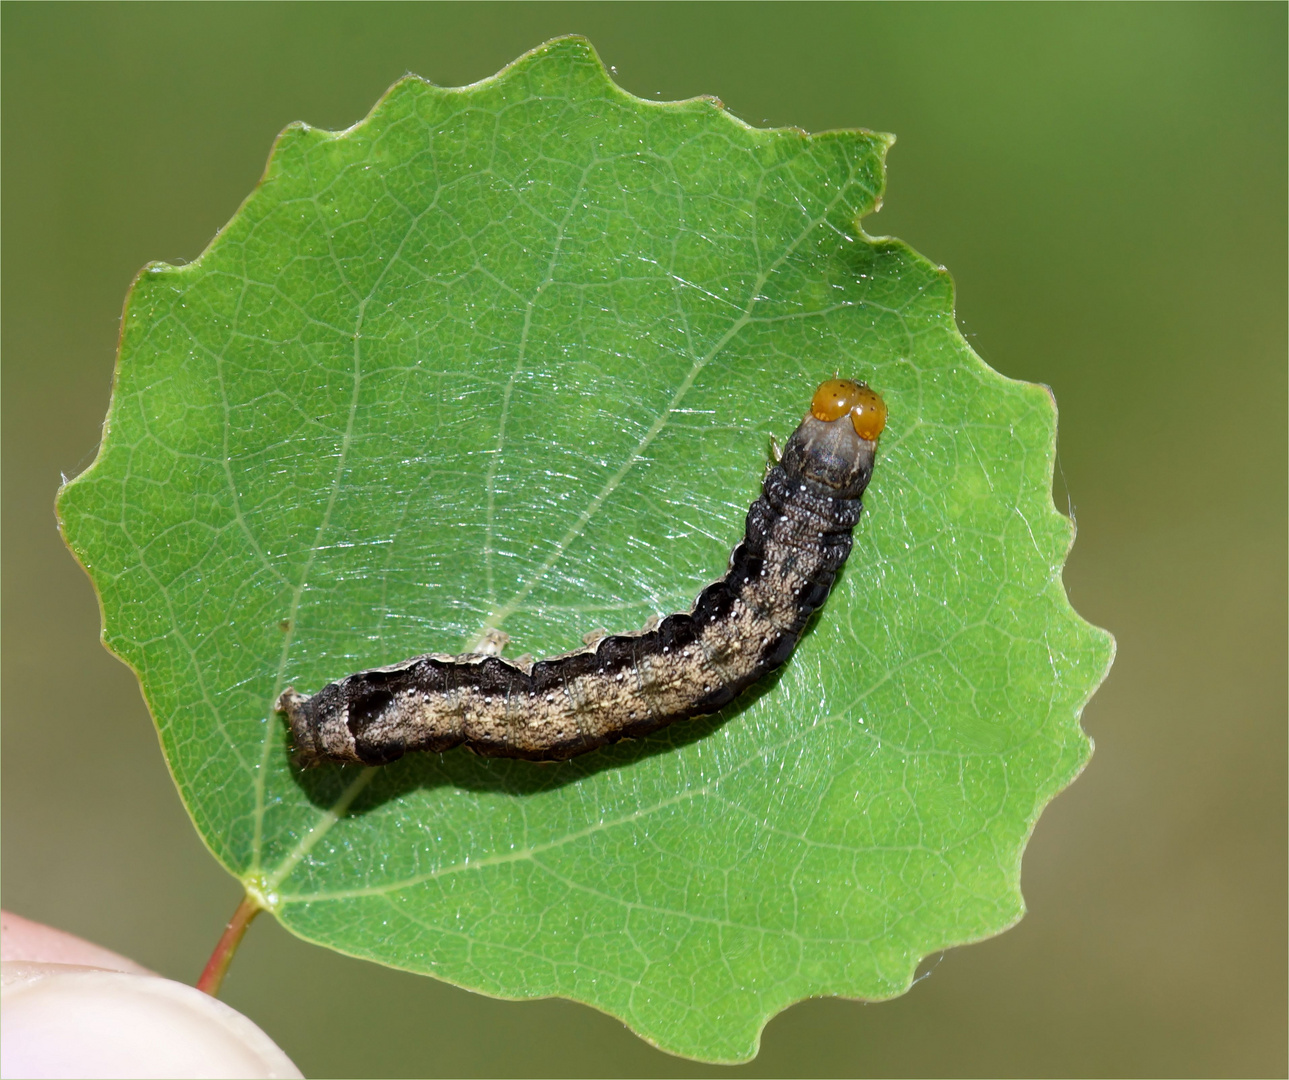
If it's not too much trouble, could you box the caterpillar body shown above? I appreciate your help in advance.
[278,378,886,766]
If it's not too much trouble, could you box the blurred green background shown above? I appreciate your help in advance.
[2,3,1283,1076]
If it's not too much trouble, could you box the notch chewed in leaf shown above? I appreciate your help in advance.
[58,36,1113,1063]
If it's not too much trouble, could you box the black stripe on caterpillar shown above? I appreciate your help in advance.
[277,378,886,766]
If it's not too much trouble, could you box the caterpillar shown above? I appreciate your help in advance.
[277,378,886,766]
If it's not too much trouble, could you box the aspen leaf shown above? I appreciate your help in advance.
[58,37,1113,1062]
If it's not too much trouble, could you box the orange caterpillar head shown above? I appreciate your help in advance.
[809,378,887,441]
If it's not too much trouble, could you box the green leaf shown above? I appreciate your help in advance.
[58,36,1113,1062]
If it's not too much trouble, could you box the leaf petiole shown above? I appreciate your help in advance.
[196,893,263,997]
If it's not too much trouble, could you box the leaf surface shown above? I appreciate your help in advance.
[58,37,1113,1062]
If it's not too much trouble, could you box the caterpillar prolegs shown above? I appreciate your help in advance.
[277,378,886,766]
